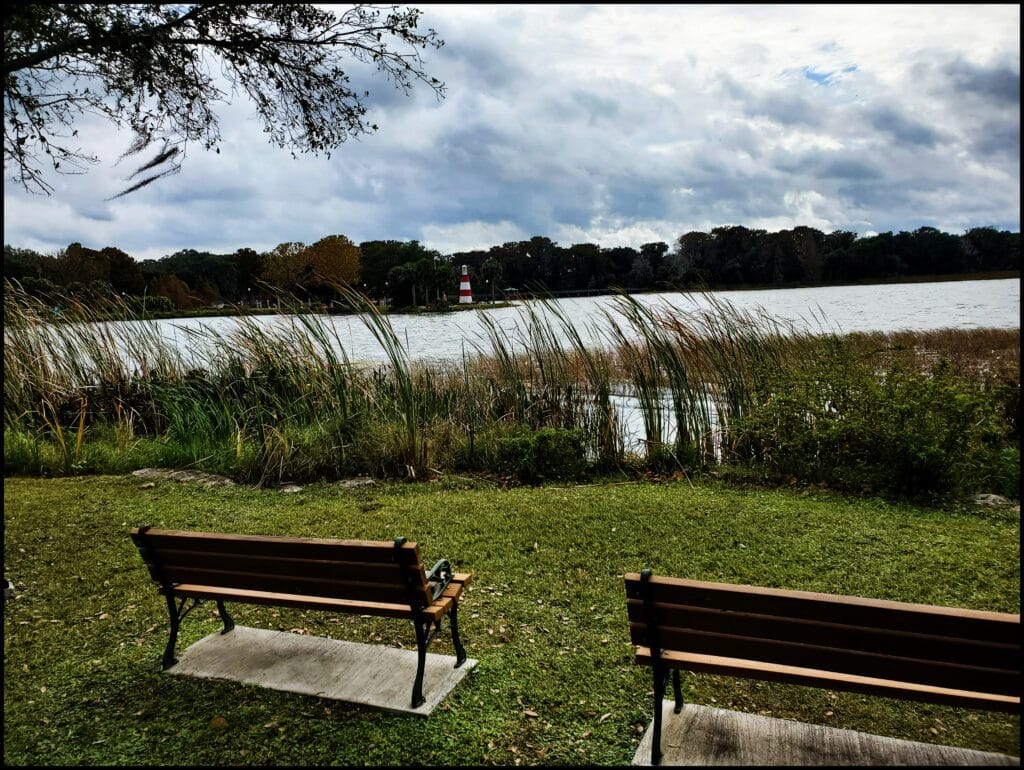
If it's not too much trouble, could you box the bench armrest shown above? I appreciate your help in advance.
[426,559,454,601]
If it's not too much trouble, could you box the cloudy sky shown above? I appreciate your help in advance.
[4,4,1020,261]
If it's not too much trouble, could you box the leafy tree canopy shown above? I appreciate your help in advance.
[261,242,308,290]
[3,244,46,282]
[3,4,445,196]
[359,239,437,293]
[303,234,362,290]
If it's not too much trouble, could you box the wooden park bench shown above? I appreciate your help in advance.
[625,570,1021,765]
[131,527,471,708]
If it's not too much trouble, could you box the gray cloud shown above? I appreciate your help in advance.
[971,116,1020,160]
[817,158,882,180]
[867,106,944,148]
[718,74,822,128]
[944,59,1020,104]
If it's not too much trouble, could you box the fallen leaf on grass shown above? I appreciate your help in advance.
[599,712,611,722]
[523,710,538,718]
[209,716,228,729]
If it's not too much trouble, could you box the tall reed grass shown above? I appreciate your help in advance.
[4,279,1018,498]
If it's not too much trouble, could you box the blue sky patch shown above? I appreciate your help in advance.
[804,67,834,85]
[804,64,857,86]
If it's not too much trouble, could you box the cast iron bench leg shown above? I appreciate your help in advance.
[162,594,180,669]
[216,600,234,634]
[651,663,665,765]
[672,669,684,713]
[412,619,428,708]
[449,601,467,667]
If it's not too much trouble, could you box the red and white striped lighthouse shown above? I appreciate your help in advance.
[458,264,473,304]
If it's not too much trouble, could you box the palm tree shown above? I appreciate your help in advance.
[387,263,417,307]
[412,258,436,306]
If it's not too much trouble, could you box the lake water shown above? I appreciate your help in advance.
[142,277,1020,367]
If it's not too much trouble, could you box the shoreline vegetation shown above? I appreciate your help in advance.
[4,279,1019,502]
[43,269,1022,323]
[5,225,1020,321]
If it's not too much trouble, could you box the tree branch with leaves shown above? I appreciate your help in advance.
[3,3,445,197]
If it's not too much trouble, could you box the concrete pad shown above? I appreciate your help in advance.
[633,701,1019,766]
[165,626,477,716]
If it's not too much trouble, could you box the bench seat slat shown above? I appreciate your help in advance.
[634,647,1021,713]
[165,575,469,620]
[629,623,1020,695]
[169,584,453,621]
[449,573,472,588]
[624,575,1019,644]
[625,601,1021,671]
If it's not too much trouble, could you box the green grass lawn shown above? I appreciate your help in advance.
[3,475,1019,765]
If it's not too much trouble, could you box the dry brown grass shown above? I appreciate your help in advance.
[842,328,1020,380]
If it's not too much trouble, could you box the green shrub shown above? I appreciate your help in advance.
[495,427,588,483]
[733,352,1020,500]
[972,445,1021,499]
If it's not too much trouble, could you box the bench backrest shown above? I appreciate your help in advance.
[625,572,1021,699]
[132,528,433,609]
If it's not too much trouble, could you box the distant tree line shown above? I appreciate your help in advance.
[3,225,1019,311]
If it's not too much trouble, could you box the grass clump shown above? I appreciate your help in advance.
[495,427,589,483]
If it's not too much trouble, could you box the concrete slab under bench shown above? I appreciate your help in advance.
[165,626,477,716]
